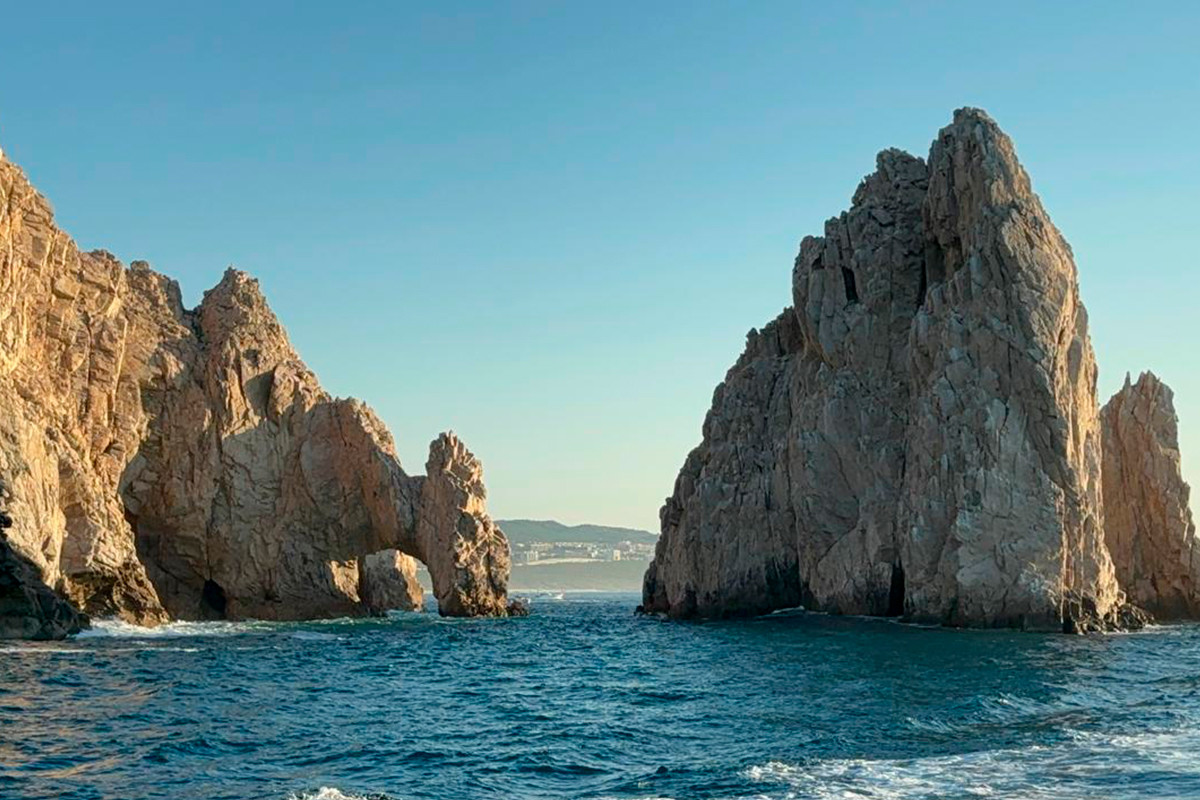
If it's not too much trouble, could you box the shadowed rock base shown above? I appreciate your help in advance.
[359,549,424,615]
[0,510,88,640]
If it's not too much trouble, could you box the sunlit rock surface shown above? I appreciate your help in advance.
[1102,372,1200,619]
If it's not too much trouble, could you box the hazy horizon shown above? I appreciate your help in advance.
[1,2,1196,530]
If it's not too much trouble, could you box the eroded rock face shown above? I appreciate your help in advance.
[121,268,426,621]
[1102,372,1200,619]
[0,152,169,627]
[644,108,1166,631]
[0,145,511,633]
[359,549,424,614]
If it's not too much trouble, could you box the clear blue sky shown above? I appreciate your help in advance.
[1,2,1197,531]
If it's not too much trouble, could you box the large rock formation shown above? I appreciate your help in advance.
[643,108,1190,631]
[0,143,511,637]
[1102,372,1200,619]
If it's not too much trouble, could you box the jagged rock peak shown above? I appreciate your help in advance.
[644,107,1175,632]
[1101,371,1199,619]
[418,432,512,617]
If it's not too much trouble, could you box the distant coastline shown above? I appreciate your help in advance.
[420,519,657,592]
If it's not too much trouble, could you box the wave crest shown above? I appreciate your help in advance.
[287,788,394,800]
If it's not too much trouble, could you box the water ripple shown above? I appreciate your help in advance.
[3,594,1200,799]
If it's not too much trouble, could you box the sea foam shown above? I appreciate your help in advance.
[288,788,393,800]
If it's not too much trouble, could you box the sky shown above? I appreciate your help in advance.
[0,2,1197,531]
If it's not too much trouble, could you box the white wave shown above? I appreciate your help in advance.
[77,618,275,638]
[1069,727,1200,771]
[289,631,342,642]
[745,752,1056,799]
[288,789,382,800]
[77,612,418,639]
[0,642,199,652]
[746,728,1200,799]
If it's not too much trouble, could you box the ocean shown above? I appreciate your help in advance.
[2,593,1199,800]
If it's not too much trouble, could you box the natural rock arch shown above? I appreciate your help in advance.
[0,145,511,632]
[117,268,512,621]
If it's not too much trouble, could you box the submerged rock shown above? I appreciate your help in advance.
[644,108,1182,631]
[506,597,531,617]
[0,143,512,635]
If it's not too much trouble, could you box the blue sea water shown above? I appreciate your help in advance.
[3,593,1200,800]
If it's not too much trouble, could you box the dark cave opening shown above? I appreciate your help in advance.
[200,579,228,620]
[920,240,947,310]
[886,564,906,617]
[841,267,860,305]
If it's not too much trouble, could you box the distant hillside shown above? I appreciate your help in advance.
[496,519,657,545]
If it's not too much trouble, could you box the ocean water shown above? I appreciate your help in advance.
[3,594,1200,800]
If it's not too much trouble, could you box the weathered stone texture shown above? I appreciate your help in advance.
[417,432,512,617]
[359,549,425,614]
[1102,372,1200,619]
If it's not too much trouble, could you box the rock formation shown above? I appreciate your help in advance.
[359,549,424,614]
[417,433,512,617]
[1,504,89,639]
[0,143,511,637]
[643,108,1193,631]
[1102,372,1200,619]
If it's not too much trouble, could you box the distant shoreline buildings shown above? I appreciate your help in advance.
[510,539,655,566]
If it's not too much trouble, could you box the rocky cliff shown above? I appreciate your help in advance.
[0,144,512,638]
[643,108,1193,631]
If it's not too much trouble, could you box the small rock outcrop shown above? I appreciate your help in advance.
[1102,372,1200,619]
[359,549,424,614]
[644,109,1192,631]
[0,144,512,637]
[0,505,89,639]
